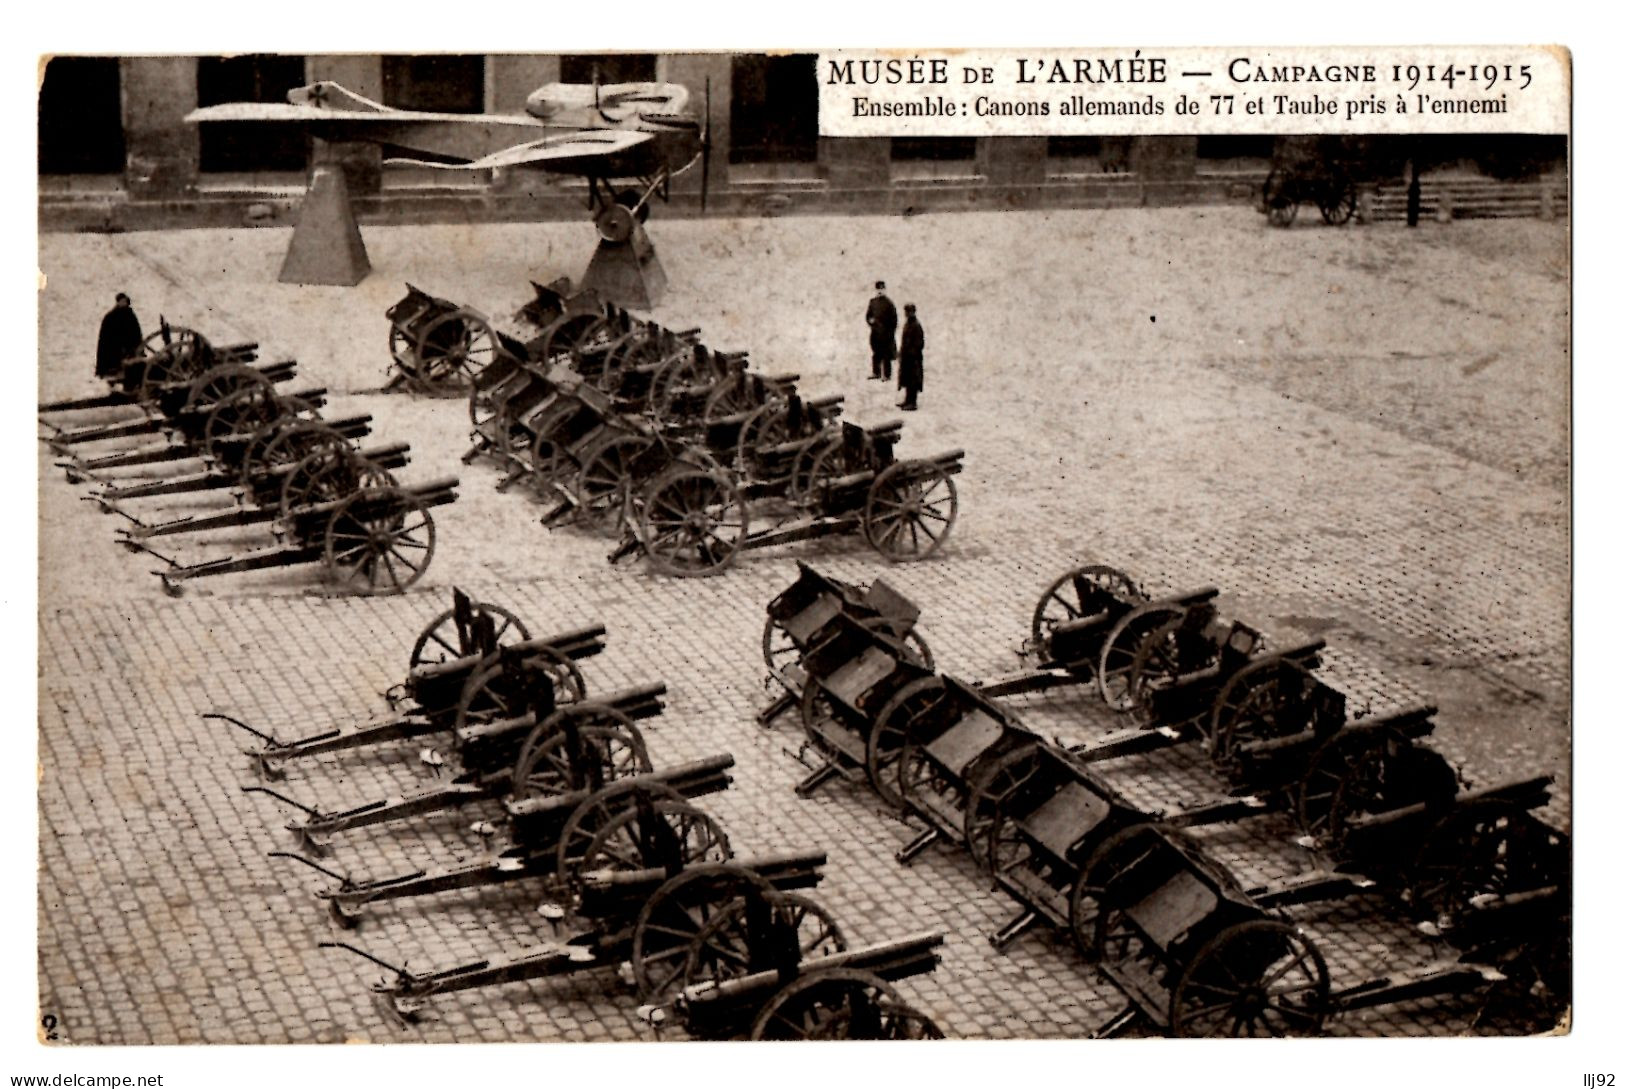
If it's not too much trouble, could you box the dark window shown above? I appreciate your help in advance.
[197,55,308,172]
[891,137,976,161]
[38,56,125,175]
[1197,135,1274,159]
[1047,136,1100,158]
[729,55,818,164]
[558,55,657,84]
[382,55,485,113]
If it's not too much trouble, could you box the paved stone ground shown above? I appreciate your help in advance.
[36,205,1569,1045]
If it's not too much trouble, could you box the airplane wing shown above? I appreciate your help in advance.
[185,102,343,124]
[382,129,655,170]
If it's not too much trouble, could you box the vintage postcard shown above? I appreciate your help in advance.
[29,35,1576,1084]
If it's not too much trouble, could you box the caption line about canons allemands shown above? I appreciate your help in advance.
[815,47,1568,138]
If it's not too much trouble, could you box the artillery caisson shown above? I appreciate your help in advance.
[385,284,523,395]
[758,563,933,726]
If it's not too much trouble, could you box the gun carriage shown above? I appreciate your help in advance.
[280,754,736,928]
[214,589,602,779]
[321,852,841,1023]
[611,419,963,577]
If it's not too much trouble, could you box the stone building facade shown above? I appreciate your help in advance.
[39,53,1276,231]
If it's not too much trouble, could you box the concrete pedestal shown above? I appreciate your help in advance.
[279,165,371,286]
[579,223,667,310]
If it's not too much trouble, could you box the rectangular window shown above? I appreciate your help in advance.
[729,55,819,164]
[1047,135,1133,175]
[558,54,657,85]
[382,55,486,113]
[197,55,308,173]
[1196,136,1275,160]
[38,56,125,175]
[890,136,976,162]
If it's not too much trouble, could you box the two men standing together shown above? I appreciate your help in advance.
[865,281,925,411]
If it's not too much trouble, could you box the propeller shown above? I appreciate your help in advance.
[699,76,712,214]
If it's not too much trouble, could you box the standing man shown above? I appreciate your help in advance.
[96,292,143,381]
[898,303,924,411]
[866,281,897,381]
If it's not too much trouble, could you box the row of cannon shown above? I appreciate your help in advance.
[39,322,456,597]
[386,279,965,577]
[221,589,948,1040]
[758,562,1570,1037]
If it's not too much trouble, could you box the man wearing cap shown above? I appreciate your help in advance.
[898,303,925,411]
[95,292,143,382]
[865,281,898,381]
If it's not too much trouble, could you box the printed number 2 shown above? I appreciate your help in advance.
[41,1013,59,1041]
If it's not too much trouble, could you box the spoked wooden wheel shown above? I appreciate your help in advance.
[200,384,286,458]
[736,404,796,482]
[553,782,690,887]
[639,468,750,578]
[1069,822,1162,962]
[452,645,587,739]
[804,997,944,1041]
[864,461,958,563]
[785,433,838,501]
[507,715,651,802]
[408,599,531,671]
[1268,198,1299,228]
[182,362,269,415]
[411,310,497,391]
[750,969,940,1041]
[872,677,950,811]
[797,680,848,768]
[963,742,1043,872]
[574,434,656,529]
[1295,729,1459,855]
[629,864,781,1003]
[1096,605,1183,711]
[1030,564,1143,652]
[702,374,762,426]
[570,796,732,897]
[1169,920,1330,1037]
[761,613,800,677]
[522,398,580,484]
[1405,800,1563,923]
[135,326,211,401]
[279,451,396,520]
[1205,660,1319,774]
[601,331,667,397]
[1124,615,1189,726]
[1318,180,1358,226]
[646,349,713,425]
[536,313,603,370]
[569,317,627,381]
[240,397,319,482]
[245,419,349,490]
[322,486,436,596]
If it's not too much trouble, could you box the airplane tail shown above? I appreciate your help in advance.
[286,82,390,113]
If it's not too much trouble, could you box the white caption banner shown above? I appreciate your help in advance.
[817,46,1569,136]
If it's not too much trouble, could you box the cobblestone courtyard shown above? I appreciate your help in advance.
[35,205,1569,1046]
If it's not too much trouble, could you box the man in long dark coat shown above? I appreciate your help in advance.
[865,281,897,381]
[95,292,143,381]
[898,303,924,410]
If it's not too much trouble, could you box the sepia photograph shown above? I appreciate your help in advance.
[22,20,1591,1085]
